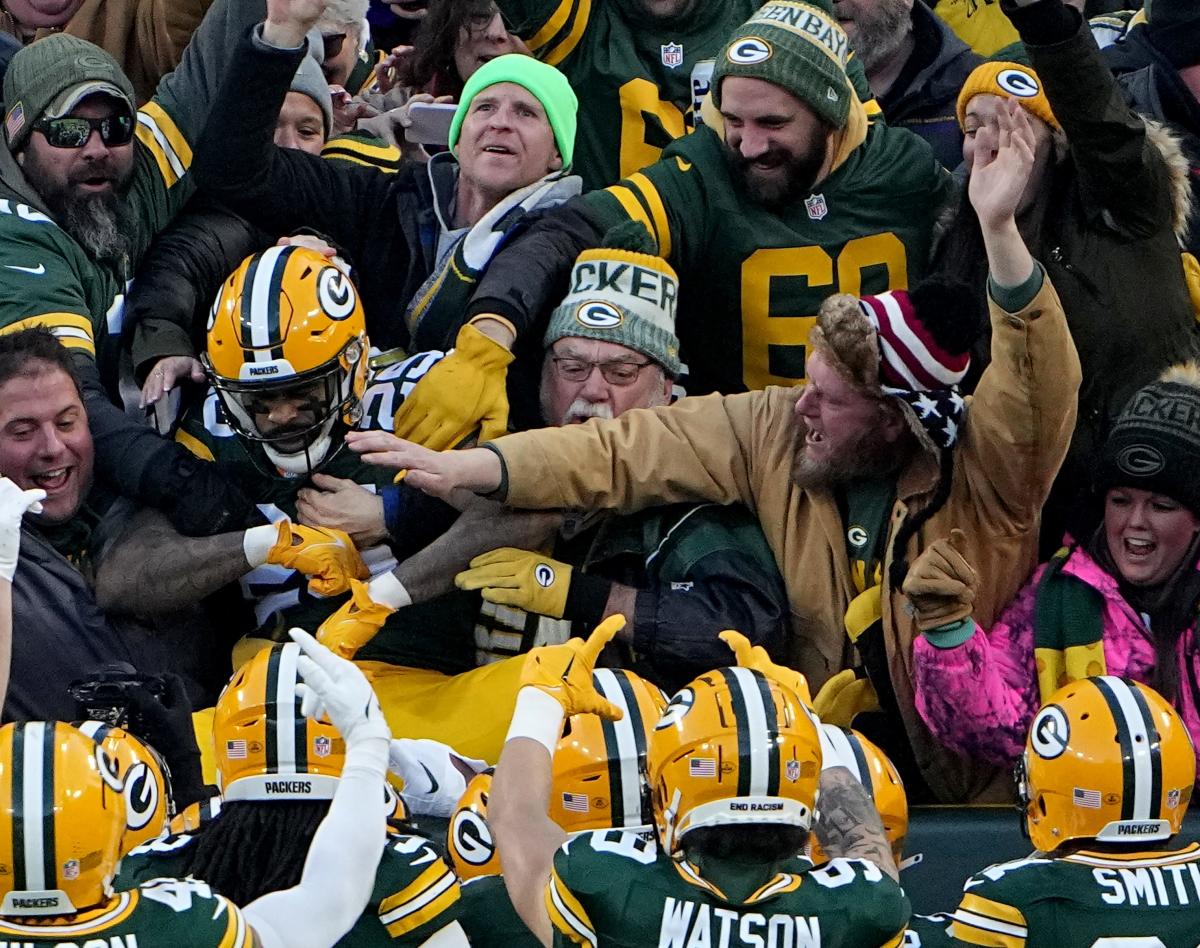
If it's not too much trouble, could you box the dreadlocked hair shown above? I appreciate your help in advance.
[181,800,329,904]
[888,447,957,590]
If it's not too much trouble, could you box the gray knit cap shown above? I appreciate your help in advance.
[3,34,135,151]
[544,221,681,376]
[291,54,334,138]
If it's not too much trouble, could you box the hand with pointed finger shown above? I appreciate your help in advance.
[719,630,813,707]
[290,627,389,746]
[267,521,369,596]
[519,615,626,720]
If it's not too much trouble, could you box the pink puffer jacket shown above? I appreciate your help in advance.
[913,545,1200,780]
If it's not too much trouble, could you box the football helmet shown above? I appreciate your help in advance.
[551,668,667,834]
[808,726,907,866]
[203,245,369,475]
[0,722,126,916]
[447,770,501,880]
[648,668,821,856]
[1019,676,1195,852]
[74,721,170,854]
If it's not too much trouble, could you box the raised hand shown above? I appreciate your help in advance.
[0,477,44,583]
[719,630,813,706]
[968,97,1037,232]
[519,616,626,720]
[291,627,389,746]
[264,0,329,48]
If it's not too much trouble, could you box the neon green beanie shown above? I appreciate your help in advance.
[448,54,577,170]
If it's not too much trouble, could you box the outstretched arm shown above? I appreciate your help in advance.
[811,765,899,882]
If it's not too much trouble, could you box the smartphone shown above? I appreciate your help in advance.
[405,102,457,147]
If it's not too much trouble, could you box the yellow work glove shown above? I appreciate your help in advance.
[267,521,369,596]
[455,547,572,619]
[316,578,396,659]
[812,669,880,728]
[901,529,978,632]
[719,630,813,707]
[391,323,513,449]
[519,615,626,720]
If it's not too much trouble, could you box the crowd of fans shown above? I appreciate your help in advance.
[0,0,1196,944]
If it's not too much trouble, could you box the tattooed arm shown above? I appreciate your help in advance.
[811,766,900,881]
[93,507,252,615]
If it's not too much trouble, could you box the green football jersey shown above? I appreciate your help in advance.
[175,352,476,673]
[0,878,252,947]
[948,843,1200,947]
[459,875,542,947]
[547,829,910,947]
[117,829,463,946]
[902,912,955,947]
[0,98,197,392]
[585,119,952,396]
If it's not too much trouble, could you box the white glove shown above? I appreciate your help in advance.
[290,628,390,748]
[0,478,45,583]
[388,737,487,817]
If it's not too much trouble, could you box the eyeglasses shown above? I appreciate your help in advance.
[465,3,509,35]
[322,32,348,60]
[551,357,653,386]
[33,114,134,149]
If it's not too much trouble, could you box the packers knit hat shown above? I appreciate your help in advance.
[449,53,577,170]
[712,0,852,130]
[813,280,977,451]
[545,220,681,376]
[1145,0,1200,69]
[956,61,1058,132]
[1100,363,1200,516]
[3,34,136,151]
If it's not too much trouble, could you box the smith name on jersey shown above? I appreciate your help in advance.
[175,351,476,673]
[547,829,909,947]
[949,843,1200,947]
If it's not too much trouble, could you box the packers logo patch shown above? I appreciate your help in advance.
[451,810,495,865]
[996,68,1041,99]
[317,266,357,321]
[534,563,556,587]
[727,37,772,65]
[656,688,695,730]
[1116,443,1165,477]
[575,301,623,329]
[1030,704,1070,760]
[124,761,159,830]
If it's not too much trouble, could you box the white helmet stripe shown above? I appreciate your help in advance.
[593,669,641,828]
[729,667,771,797]
[821,725,866,785]
[1096,676,1155,820]
[274,642,301,774]
[20,722,48,891]
[247,245,288,360]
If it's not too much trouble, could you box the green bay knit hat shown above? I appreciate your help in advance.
[545,221,681,376]
[448,53,577,170]
[3,34,136,152]
[713,0,852,130]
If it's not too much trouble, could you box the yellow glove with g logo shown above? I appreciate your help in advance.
[391,323,513,449]
[519,616,626,720]
[455,547,572,618]
[265,521,369,596]
[719,630,813,707]
[812,669,880,728]
[316,578,397,659]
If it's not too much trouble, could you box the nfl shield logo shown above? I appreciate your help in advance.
[1168,788,1181,808]
[661,42,684,69]
[786,760,801,783]
[313,736,332,758]
[804,193,828,221]
[63,859,80,881]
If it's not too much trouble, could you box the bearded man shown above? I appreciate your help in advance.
[344,99,1081,805]
[834,0,981,169]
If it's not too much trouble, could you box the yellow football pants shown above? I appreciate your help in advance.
[193,656,526,786]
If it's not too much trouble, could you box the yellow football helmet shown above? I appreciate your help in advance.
[1019,676,1196,852]
[203,245,369,473]
[74,721,169,854]
[0,722,126,916]
[807,726,907,866]
[648,668,821,856]
[551,668,667,834]
[447,770,501,880]
[213,641,347,801]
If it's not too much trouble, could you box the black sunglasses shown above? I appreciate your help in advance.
[33,114,134,149]
[322,32,348,60]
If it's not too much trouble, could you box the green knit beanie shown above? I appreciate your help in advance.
[712,0,852,130]
[448,54,577,170]
[3,34,136,152]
